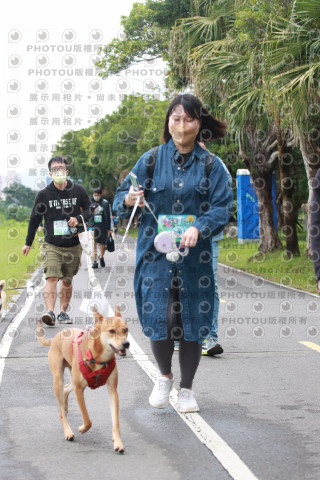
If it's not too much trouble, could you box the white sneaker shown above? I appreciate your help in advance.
[177,388,199,413]
[149,376,174,408]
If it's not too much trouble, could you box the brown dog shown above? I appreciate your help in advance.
[36,306,129,452]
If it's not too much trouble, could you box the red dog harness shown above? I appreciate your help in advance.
[72,331,116,390]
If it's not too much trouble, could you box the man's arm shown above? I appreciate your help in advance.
[75,185,93,223]
[23,193,45,255]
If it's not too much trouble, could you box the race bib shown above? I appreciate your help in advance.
[158,215,197,235]
[94,214,103,223]
[54,220,70,235]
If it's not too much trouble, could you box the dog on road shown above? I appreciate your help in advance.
[37,305,129,452]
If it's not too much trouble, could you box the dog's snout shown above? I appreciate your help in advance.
[122,341,130,349]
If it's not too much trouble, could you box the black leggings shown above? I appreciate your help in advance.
[149,276,202,389]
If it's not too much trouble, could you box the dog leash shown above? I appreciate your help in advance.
[102,195,158,294]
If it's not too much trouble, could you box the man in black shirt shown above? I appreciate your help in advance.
[22,156,92,326]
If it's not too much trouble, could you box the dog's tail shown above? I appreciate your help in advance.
[36,320,51,347]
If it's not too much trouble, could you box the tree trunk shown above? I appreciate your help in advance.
[239,125,282,253]
[276,120,300,257]
[252,171,283,252]
[299,132,320,255]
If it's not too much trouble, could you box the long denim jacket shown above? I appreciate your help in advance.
[113,139,233,342]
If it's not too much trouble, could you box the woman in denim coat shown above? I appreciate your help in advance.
[113,94,233,413]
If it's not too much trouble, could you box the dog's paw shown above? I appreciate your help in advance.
[114,443,125,453]
[113,438,125,453]
[78,422,92,434]
[65,432,75,441]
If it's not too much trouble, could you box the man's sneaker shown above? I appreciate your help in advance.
[202,336,224,356]
[41,310,55,326]
[57,311,72,324]
[99,256,105,267]
[149,376,174,409]
[177,388,199,413]
[92,261,98,269]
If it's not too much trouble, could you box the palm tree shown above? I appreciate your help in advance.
[172,0,293,253]
[268,0,320,254]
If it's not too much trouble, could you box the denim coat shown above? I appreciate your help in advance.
[113,139,233,342]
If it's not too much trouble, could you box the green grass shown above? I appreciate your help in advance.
[1,221,43,303]
[218,234,316,294]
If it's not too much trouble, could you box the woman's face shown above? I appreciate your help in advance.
[168,105,201,150]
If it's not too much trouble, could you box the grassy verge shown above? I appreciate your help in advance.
[218,234,316,294]
[121,227,316,295]
[1,221,43,304]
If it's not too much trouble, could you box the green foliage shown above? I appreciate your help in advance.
[2,182,36,208]
[53,94,169,196]
[97,0,191,79]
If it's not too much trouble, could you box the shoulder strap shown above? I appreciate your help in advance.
[145,146,159,199]
[205,153,214,177]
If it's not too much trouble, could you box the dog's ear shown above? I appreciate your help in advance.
[115,304,121,317]
[92,307,103,325]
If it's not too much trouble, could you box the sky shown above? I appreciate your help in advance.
[1,0,166,190]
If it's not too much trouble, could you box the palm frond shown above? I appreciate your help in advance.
[293,0,320,21]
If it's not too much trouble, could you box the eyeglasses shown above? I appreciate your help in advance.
[51,168,67,173]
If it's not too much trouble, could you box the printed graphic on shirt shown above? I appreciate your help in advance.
[48,198,78,209]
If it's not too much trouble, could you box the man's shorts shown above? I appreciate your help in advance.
[41,242,82,282]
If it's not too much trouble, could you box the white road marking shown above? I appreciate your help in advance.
[0,256,258,480]
[0,282,42,385]
[299,341,320,353]
[128,334,258,480]
[85,252,259,480]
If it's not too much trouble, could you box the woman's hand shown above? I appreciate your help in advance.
[124,186,145,208]
[179,226,200,248]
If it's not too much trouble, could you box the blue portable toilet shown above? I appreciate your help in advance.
[237,169,277,243]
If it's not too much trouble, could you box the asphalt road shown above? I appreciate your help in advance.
[1,235,320,480]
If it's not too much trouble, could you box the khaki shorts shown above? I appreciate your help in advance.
[41,242,82,282]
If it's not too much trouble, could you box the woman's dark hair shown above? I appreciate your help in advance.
[162,94,227,143]
[48,156,69,170]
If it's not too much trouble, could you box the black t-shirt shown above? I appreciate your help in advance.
[25,180,92,247]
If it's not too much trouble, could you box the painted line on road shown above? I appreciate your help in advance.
[83,253,258,479]
[299,341,320,353]
[0,282,42,386]
[1,254,257,479]
[128,334,258,480]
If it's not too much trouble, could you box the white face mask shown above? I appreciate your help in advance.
[93,195,101,202]
[52,171,67,184]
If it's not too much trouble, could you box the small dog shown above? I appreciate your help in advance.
[0,280,6,319]
[37,306,129,452]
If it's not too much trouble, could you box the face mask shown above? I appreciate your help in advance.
[52,172,67,184]
[93,195,101,202]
